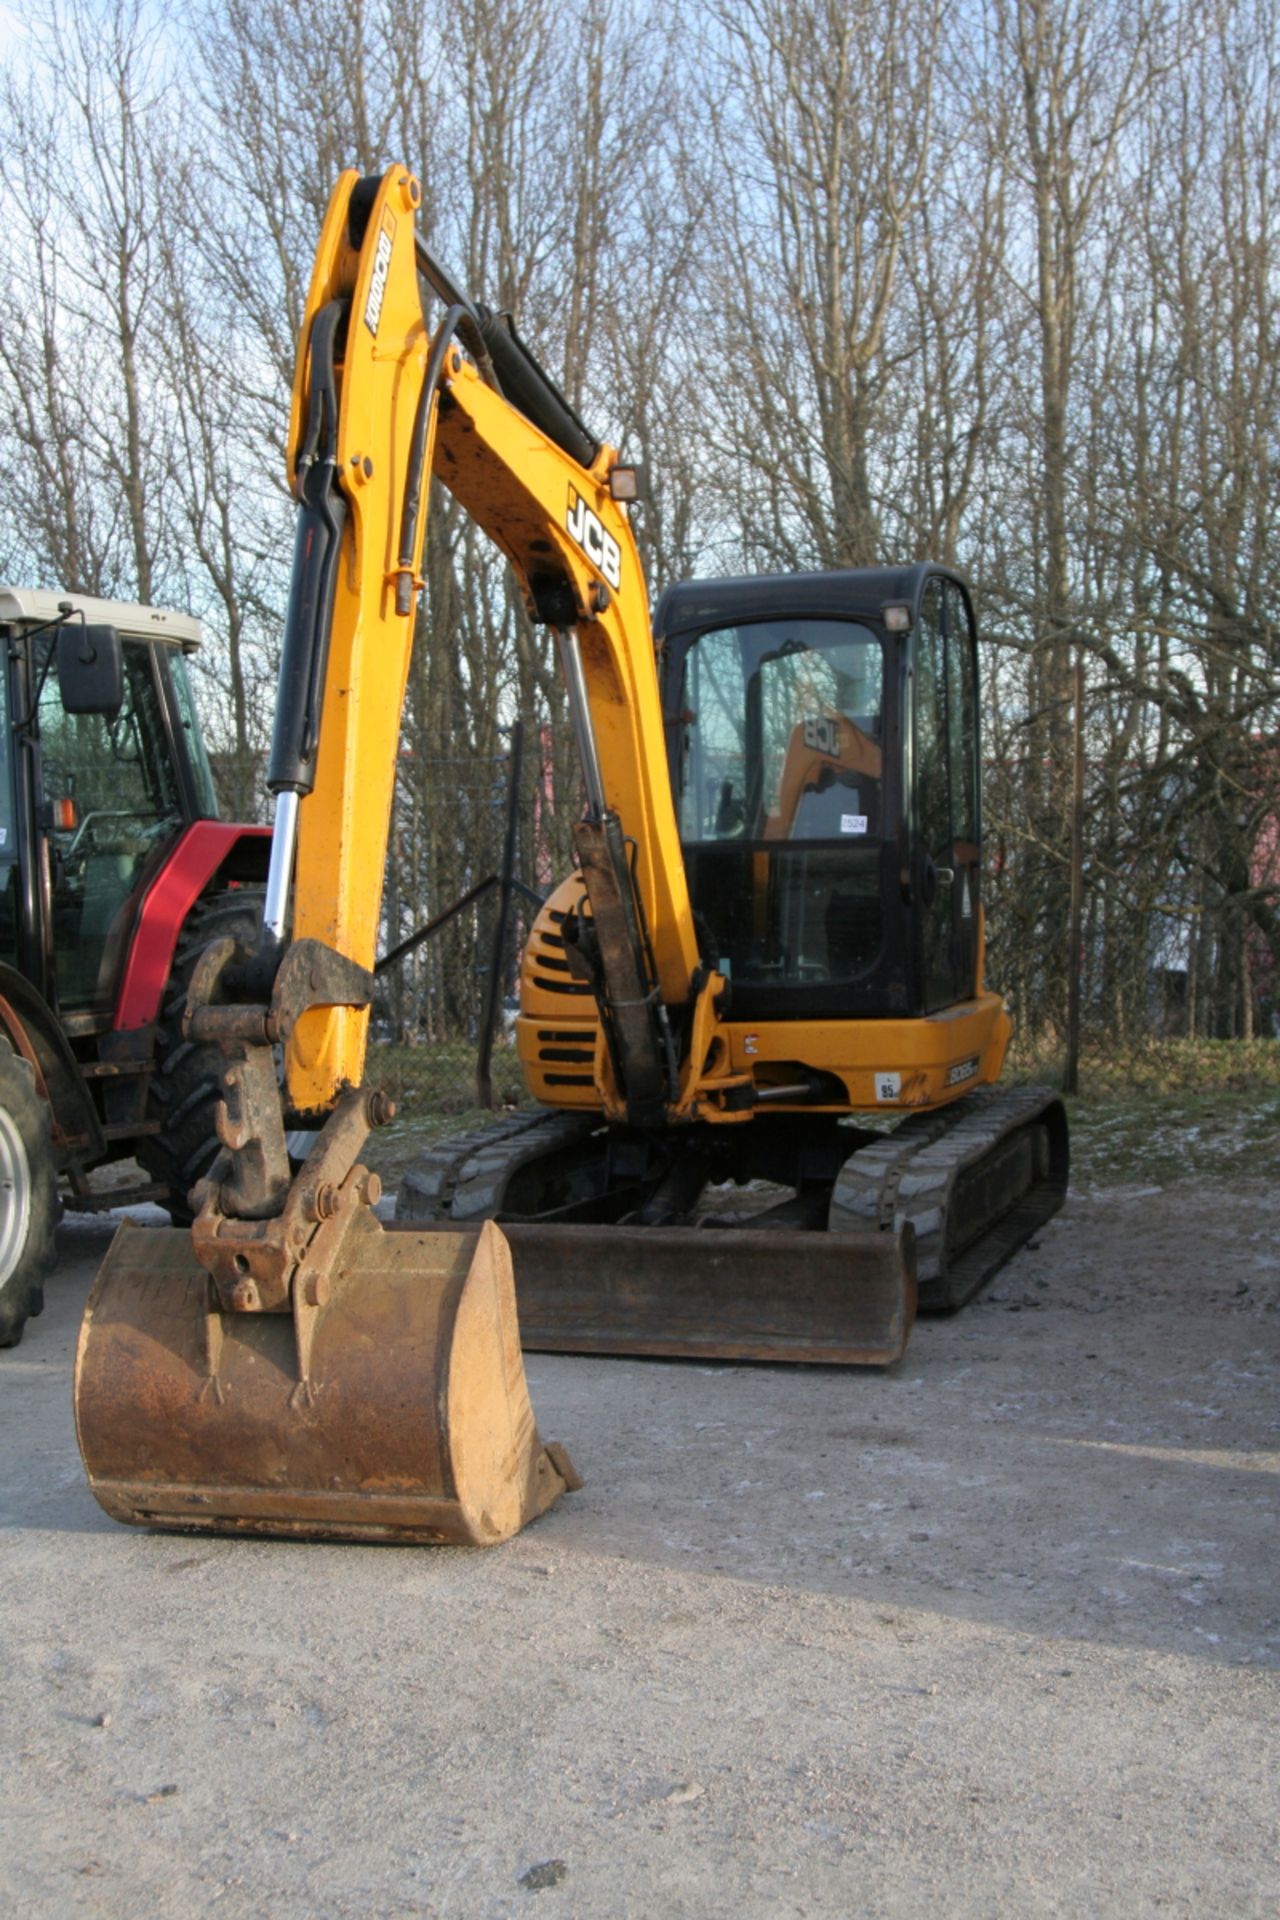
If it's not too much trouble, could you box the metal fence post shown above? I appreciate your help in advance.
[476,722,524,1109]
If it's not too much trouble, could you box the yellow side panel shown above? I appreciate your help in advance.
[719,996,1012,1113]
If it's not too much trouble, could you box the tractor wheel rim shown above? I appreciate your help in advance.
[0,1106,32,1285]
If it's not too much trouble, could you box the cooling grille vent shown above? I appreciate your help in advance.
[527,921,591,997]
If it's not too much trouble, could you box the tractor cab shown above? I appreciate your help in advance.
[0,589,267,1344]
[656,563,983,1023]
[0,589,220,1032]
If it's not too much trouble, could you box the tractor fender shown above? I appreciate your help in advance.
[113,821,271,1032]
[0,964,106,1167]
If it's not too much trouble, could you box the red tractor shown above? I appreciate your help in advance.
[0,587,268,1344]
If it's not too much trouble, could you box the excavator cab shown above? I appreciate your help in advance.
[657,566,983,1025]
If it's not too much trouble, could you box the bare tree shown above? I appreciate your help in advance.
[977,0,1170,1038]
[0,0,178,599]
[1116,0,1280,1034]
[692,0,944,571]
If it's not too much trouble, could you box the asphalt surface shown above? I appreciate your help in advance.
[2,1182,1277,1918]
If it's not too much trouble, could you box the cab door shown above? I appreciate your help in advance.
[913,577,981,1012]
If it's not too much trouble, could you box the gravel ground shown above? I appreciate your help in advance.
[2,1178,1277,1919]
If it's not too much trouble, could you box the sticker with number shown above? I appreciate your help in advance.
[803,714,840,756]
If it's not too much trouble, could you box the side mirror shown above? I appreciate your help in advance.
[56,623,123,715]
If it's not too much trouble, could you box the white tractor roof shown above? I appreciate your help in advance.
[0,586,203,650]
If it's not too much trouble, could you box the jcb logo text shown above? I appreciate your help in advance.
[567,487,622,592]
[363,218,395,338]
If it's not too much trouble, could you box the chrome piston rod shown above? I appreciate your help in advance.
[262,788,300,948]
[555,626,607,819]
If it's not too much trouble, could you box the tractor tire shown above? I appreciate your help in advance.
[139,885,265,1224]
[0,1038,58,1347]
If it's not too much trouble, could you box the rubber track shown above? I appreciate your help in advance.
[396,1089,1066,1317]
[829,1085,1067,1312]
[394,1110,596,1222]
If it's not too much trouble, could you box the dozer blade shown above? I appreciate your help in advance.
[73,1213,578,1546]
[391,1221,916,1366]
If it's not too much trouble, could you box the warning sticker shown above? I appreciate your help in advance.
[841,814,868,835]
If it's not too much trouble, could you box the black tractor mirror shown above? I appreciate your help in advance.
[56,623,123,715]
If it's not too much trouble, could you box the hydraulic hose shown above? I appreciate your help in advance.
[269,299,349,796]
[395,303,471,617]
[412,234,498,389]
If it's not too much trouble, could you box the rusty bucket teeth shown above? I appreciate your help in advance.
[73,1214,577,1546]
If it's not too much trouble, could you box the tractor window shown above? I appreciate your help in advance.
[915,578,983,1011]
[678,625,747,841]
[678,618,886,991]
[168,650,219,819]
[0,660,16,973]
[38,638,185,1011]
[915,587,950,860]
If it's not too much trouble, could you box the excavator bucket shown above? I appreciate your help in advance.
[395,1220,918,1367]
[74,1213,578,1546]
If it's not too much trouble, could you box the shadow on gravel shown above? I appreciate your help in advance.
[517,1312,1279,1669]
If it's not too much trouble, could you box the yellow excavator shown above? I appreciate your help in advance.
[74,165,1067,1547]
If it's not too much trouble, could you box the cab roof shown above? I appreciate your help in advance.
[0,586,202,650]
[652,563,967,639]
